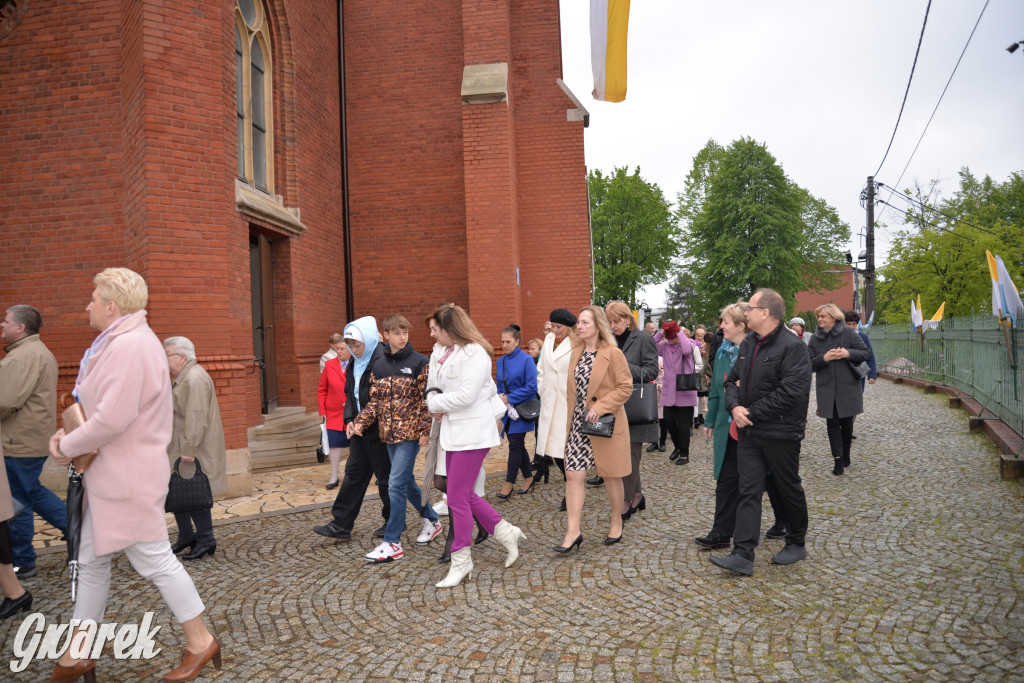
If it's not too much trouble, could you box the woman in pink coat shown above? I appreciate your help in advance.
[48,268,221,683]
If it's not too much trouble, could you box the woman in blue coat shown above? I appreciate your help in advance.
[496,324,539,498]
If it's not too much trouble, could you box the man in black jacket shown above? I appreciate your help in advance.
[313,316,392,542]
[712,288,811,575]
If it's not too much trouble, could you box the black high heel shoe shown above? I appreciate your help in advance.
[553,533,583,553]
[637,495,646,511]
[182,544,216,561]
[517,478,536,495]
[603,534,622,546]
[171,538,197,555]
[474,519,490,545]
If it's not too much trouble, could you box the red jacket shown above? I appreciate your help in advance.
[317,358,347,430]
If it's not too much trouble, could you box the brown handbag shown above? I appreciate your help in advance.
[60,393,99,474]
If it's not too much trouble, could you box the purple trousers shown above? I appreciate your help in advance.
[446,448,503,552]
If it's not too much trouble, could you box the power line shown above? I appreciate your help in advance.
[885,0,991,205]
[874,0,933,178]
[876,199,974,242]
[878,183,999,235]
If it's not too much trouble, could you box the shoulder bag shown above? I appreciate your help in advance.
[842,328,869,379]
[581,413,615,438]
[624,383,658,424]
[165,458,214,513]
[502,357,540,422]
[674,344,700,392]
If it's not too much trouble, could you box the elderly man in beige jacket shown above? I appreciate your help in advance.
[0,304,63,579]
[164,336,227,562]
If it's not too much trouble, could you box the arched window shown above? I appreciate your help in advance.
[235,0,273,193]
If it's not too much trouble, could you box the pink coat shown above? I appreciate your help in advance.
[59,311,173,556]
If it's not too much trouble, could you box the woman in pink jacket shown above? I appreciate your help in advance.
[48,268,220,683]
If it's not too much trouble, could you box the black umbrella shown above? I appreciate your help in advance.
[65,464,85,601]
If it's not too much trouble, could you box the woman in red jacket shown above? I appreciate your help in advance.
[318,356,348,489]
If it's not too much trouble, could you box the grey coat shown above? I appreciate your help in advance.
[618,329,660,443]
[808,324,871,419]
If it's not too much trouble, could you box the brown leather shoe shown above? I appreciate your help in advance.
[161,636,221,682]
[46,659,96,682]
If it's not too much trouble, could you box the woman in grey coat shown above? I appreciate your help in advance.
[808,303,871,476]
[605,302,660,519]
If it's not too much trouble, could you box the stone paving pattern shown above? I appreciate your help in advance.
[4,380,1024,681]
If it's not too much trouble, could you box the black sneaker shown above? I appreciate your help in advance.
[695,531,731,549]
[313,522,352,541]
[586,476,604,487]
[765,523,788,539]
[374,523,387,538]
[13,565,37,579]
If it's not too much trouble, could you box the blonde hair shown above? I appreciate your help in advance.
[381,314,410,332]
[527,338,543,351]
[94,268,148,314]
[814,303,845,325]
[329,333,343,345]
[428,303,494,356]
[719,301,749,327]
[580,305,617,348]
[604,301,637,330]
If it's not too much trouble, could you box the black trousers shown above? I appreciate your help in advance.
[505,432,532,484]
[713,437,789,538]
[173,508,215,546]
[658,418,668,446]
[733,433,808,559]
[330,432,392,531]
[826,416,854,464]
[663,405,694,456]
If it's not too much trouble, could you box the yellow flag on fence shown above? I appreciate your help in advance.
[590,0,631,102]
[987,249,1023,327]
[930,302,945,322]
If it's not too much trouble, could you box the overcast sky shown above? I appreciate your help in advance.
[559,0,1024,308]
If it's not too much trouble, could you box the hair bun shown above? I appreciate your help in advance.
[510,324,521,332]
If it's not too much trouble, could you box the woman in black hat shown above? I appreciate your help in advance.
[534,308,578,509]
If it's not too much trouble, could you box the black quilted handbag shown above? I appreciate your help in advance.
[165,458,214,513]
[580,414,615,438]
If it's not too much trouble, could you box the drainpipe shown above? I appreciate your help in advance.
[338,0,354,322]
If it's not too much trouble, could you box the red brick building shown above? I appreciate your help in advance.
[0,0,591,475]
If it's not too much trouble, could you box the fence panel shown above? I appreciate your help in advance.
[869,316,1024,438]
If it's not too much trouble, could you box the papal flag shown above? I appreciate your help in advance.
[911,295,923,330]
[591,0,631,102]
[987,250,1024,327]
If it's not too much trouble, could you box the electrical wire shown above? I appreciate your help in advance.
[876,199,974,242]
[877,183,998,235]
[874,0,933,178]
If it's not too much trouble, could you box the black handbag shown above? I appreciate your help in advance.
[624,383,658,424]
[165,458,214,513]
[580,413,615,438]
[674,344,700,391]
[501,358,540,422]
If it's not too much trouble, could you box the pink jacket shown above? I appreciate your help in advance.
[59,311,173,556]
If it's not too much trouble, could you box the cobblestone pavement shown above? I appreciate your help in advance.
[4,380,1023,681]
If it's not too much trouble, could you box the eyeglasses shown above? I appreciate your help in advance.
[747,306,767,311]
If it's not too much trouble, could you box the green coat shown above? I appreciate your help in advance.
[705,341,739,480]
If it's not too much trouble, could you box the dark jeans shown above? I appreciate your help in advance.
[733,433,808,560]
[826,416,854,464]
[174,508,215,547]
[505,432,532,484]
[5,456,67,568]
[330,432,392,531]
[663,406,694,456]
[713,438,789,538]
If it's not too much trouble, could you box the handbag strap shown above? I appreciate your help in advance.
[172,457,204,476]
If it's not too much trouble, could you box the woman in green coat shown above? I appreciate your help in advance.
[695,302,788,550]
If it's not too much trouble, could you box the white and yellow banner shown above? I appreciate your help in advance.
[590,0,631,102]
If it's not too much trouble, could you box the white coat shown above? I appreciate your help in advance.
[536,333,572,460]
[426,343,500,453]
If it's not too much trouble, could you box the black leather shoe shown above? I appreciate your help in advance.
[709,552,754,576]
[833,458,844,476]
[695,531,731,549]
[13,565,36,580]
[171,538,197,554]
[374,523,387,538]
[559,497,567,512]
[325,480,339,490]
[657,444,667,452]
[603,535,622,546]
[182,544,216,561]
[668,449,680,461]
[586,476,604,487]
[645,443,659,453]
[313,522,352,541]
[765,524,788,539]
[553,534,583,553]
[473,523,489,545]
[675,454,689,465]
[0,591,32,619]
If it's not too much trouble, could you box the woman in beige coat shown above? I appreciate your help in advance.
[555,306,633,552]
[0,434,31,619]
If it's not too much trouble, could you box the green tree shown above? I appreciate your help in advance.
[589,167,678,307]
[663,271,701,326]
[875,168,1024,323]
[677,138,849,321]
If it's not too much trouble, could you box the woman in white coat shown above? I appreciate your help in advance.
[425,304,526,588]
[535,308,578,511]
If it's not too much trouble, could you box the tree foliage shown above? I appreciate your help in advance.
[875,168,1024,323]
[677,138,850,322]
[589,167,679,308]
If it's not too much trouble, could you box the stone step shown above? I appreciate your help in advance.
[247,414,322,442]
[250,444,326,472]
[261,406,306,426]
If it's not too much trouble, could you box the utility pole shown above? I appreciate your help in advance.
[864,176,876,318]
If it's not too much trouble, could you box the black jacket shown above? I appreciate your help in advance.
[345,344,386,438]
[725,321,812,441]
[618,329,660,444]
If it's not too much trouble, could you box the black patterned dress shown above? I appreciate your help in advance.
[564,350,597,471]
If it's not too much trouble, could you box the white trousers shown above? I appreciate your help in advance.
[73,509,205,624]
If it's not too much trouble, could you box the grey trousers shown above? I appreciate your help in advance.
[622,441,643,506]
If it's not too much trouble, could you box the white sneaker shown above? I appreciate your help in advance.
[365,541,403,562]
[417,519,443,544]
[432,500,449,516]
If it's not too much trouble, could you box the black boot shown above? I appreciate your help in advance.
[474,515,490,545]
[438,516,454,564]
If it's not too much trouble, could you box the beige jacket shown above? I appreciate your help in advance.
[0,334,58,459]
[0,435,14,523]
[167,360,227,495]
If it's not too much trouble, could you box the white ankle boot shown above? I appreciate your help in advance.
[435,547,473,588]
[493,520,526,568]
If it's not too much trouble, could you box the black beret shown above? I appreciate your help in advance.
[549,308,577,327]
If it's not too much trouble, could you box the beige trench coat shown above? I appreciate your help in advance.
[536,333,572,460]
[565,343,634,478]
[168,360,227,496]
[0,435,13,523]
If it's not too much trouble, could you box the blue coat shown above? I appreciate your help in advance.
[497,347,539,435]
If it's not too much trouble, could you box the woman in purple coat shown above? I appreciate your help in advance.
[656,321,704,465]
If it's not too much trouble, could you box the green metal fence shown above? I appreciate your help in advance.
[868,316,1024,439]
